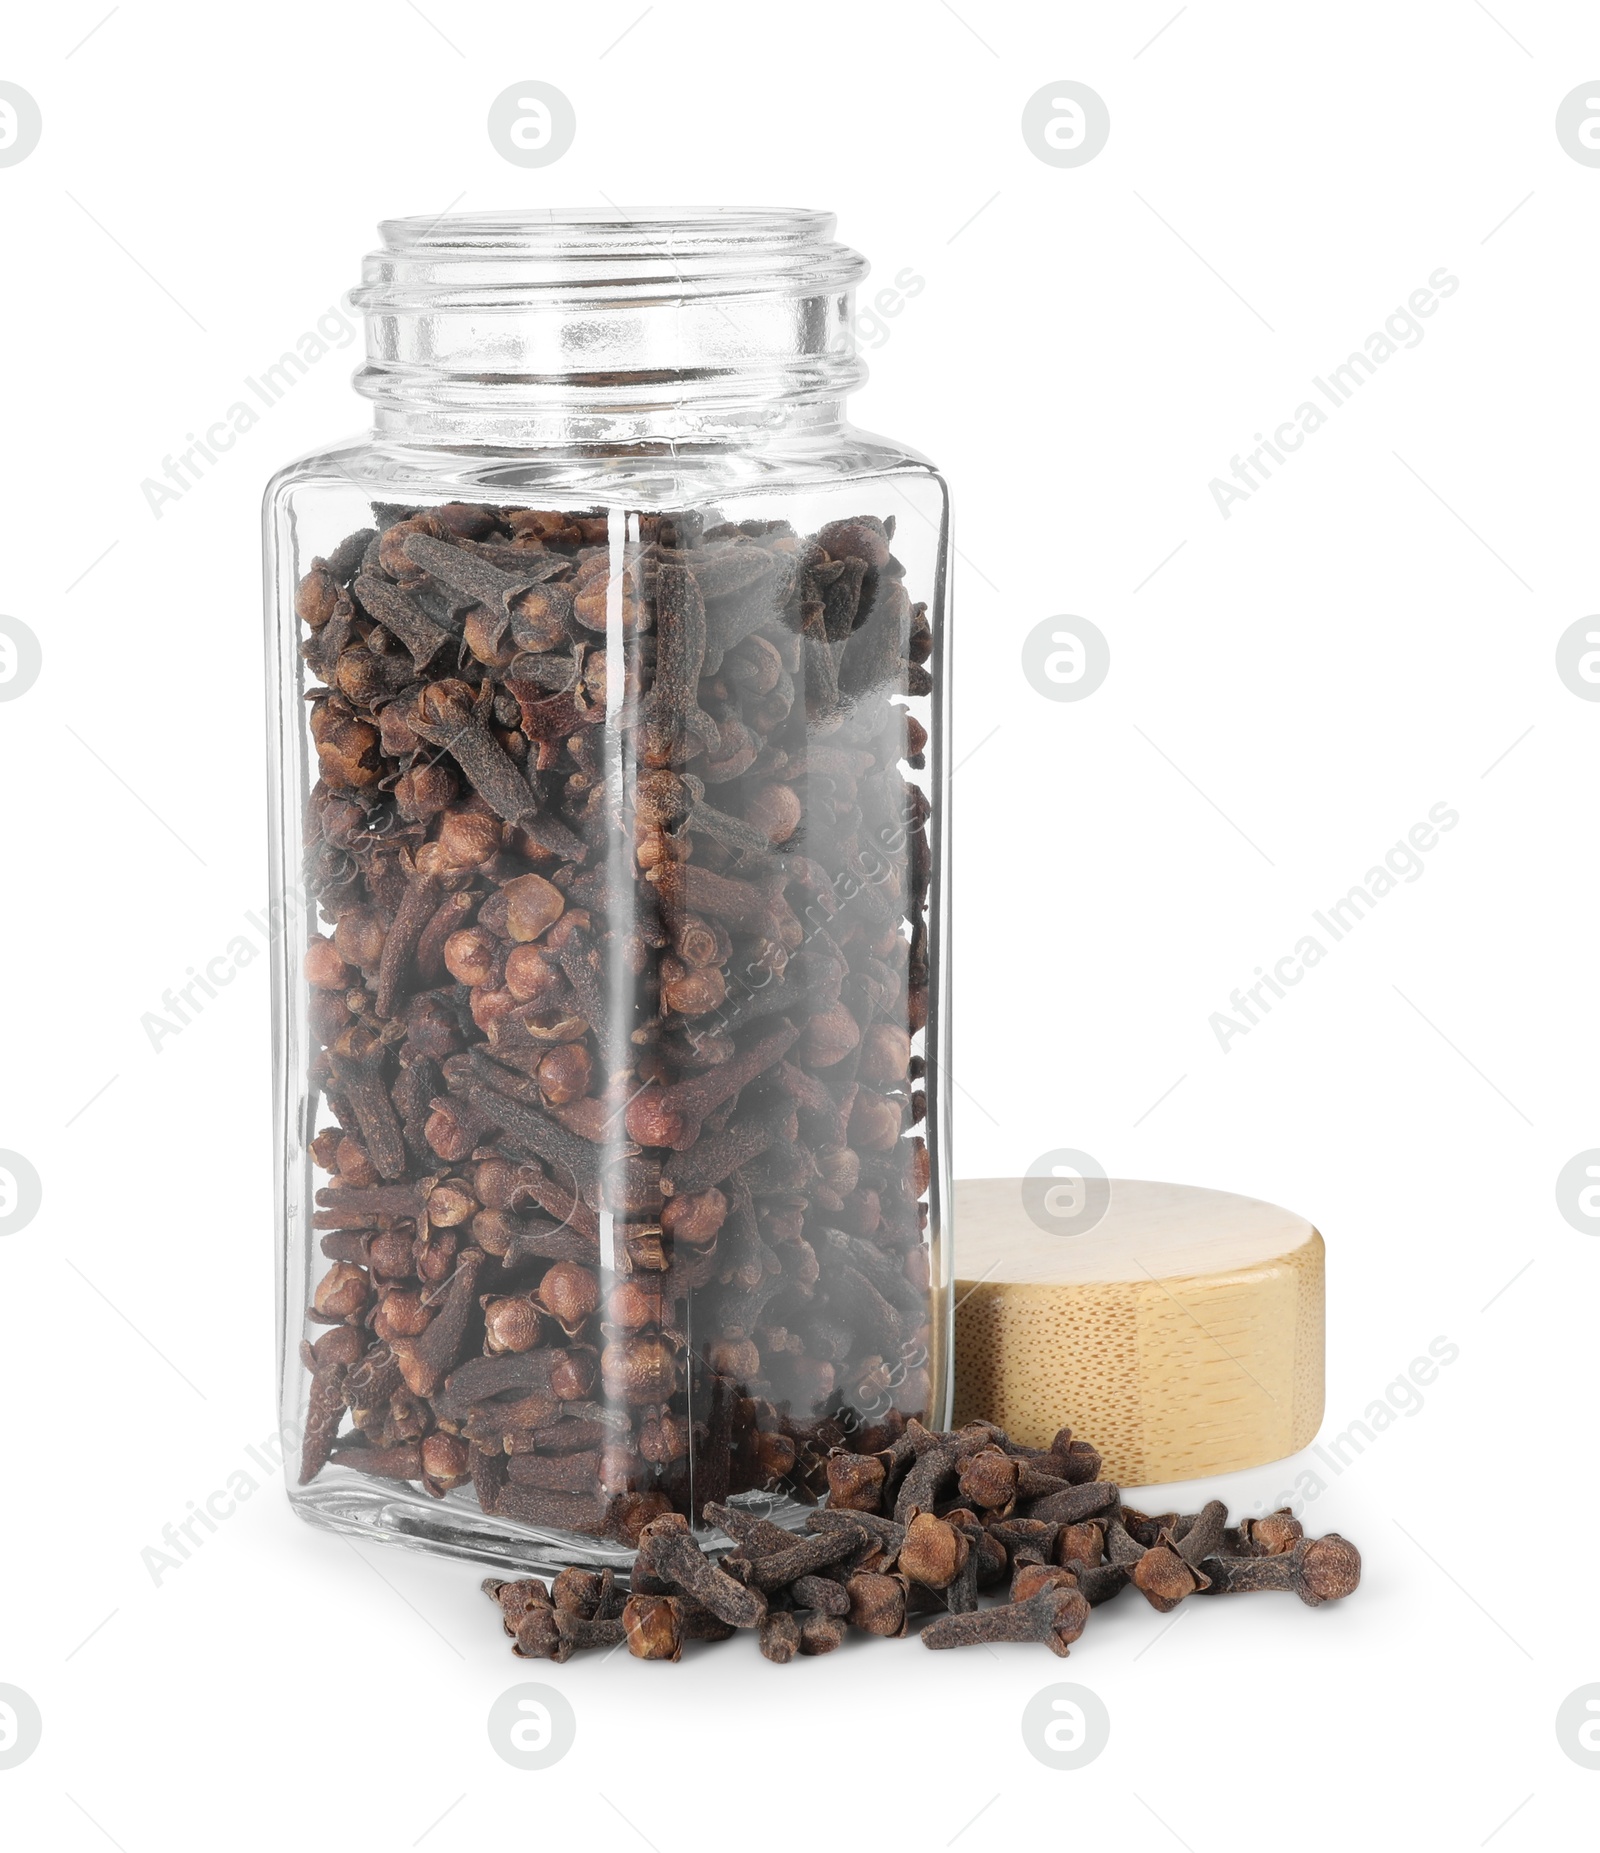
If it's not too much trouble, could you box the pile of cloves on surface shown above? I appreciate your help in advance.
[483,1417,1363,1662]
[294,499,936,1539]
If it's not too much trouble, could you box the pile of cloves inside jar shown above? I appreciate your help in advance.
[483,1416,1362,1661]
[294,499,937,1536]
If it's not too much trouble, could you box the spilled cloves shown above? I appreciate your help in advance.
[477,1418,1363,1664]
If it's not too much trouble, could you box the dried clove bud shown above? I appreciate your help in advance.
[796,1609,848,1655]
[636,1517,766,1629]
[957,1446,1019,1512]
[1224,1508,1305,1557]
[1128,1500,1228,1612]
[1201,1534,1362,1606]
[826,1451,887,1512]
[482,1576,566,1660]
[622,1594,685,1661]
[789,1575,850,1618]
[726,1526,867,1592]
[922,1584,1090,1657]
[897,1512,970,1591]
[758,1610,801,1664]
[554,1609,626,1651]
[845,1571,910,1638]
[1011,1563,1081,1604]
[1023,1481,1121,1527]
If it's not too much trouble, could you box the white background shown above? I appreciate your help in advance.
[1,1,1595,1845]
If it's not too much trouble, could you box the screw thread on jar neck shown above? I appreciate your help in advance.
[350,207,871,447]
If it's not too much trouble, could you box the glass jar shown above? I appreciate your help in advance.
[264,209,950,1571]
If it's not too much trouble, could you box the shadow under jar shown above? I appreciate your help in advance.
[265,209,951,1572]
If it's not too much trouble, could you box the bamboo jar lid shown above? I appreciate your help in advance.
[952,1178,1325,1485]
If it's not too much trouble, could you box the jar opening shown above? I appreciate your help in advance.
[353,207,871,444]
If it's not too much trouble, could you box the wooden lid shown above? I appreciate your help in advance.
[953,1177,1321,1287]
[951,1177,1325,1484]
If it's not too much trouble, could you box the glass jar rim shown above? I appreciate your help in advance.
[356,206,869,310]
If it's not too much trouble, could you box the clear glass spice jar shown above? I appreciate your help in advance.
[264,209,950,1571]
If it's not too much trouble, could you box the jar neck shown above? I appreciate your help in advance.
[351,209,869,448]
